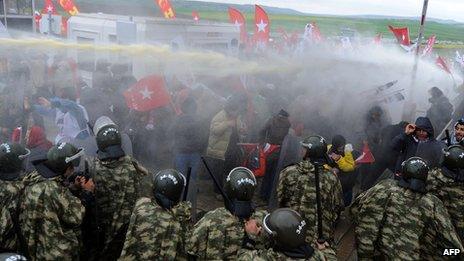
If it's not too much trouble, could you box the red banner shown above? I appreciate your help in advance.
[254,5,270,45]
[156,0,176,19]
[124,75,172,112]
[228,7,247,43]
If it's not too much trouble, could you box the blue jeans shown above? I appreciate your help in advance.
[175,153,201,207]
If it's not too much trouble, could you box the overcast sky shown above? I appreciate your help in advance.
[190,0,464,22]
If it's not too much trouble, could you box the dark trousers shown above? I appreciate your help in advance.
[205,156,225,194]
[260,149,281,202]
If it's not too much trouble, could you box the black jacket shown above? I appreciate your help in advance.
[391,117,445,172]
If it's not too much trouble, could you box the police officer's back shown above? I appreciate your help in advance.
[120,169,191,260]
[91,116,147,260]
[277,135,343,244]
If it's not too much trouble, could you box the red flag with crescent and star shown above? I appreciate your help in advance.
[254,5,270,45]
[228,7,247,43]
[123,75,172,112]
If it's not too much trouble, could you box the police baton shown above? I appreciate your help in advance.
[200,156,231,205]
[183,167,192,201]
[313,161,325,243]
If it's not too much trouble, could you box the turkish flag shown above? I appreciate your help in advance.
[436,56,452,74]
[254,5,270,45]
[228,7,247,43]
[156,0,176,19]
[42,0,57,14]
[123,75,172,112]
[388,25,411,46]
[421,35,436,57]
[192,11,200,21]
[373,33,382,45]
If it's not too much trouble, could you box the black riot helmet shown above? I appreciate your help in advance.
[399,157,429,193]
[153,169,186,210]
[44,143,84,176]
[94,116,125,160]
[301,135,328,162]
[0,143,30,181]
[263,208,312,254]
[442,145,464,170]
[224,167,257,219]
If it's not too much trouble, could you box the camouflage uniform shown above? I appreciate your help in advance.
[92,155,146,258]
[19,171,85,261]
[277,161,343,243]
[352,180,463,260]
[427,168,464,242]
[0,180,23,251]
[186,207,267,260]
[119,198,192,261]
[237,247,335,261]
[0,206,15,251]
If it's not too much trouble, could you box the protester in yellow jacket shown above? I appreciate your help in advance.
[327,135,356,206]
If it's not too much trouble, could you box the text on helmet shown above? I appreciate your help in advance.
[296,220,306,235]
[237,177,256,186]
[159,174,178,184]
[1,143,11,153]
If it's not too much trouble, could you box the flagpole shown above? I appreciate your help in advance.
[403,0,429,121]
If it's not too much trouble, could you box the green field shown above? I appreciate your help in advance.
[176,9,464,44]
[73,0,464,44]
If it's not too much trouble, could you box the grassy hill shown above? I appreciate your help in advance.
[72,0,464,43]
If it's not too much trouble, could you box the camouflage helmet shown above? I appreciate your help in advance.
[442,145,464,170]
[0,143,29,180]
[224,167,257,201]
[263,208,307,250]
[401,157,429,182]
[94,116,124,160]
[153,169,186,209]
[45,143,84,174]
[300,135,328,159]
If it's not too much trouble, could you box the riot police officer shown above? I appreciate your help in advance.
[120,169,191,260]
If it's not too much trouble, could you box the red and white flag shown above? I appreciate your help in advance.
[228,7,247,43]
[155,0,175,19]
[123,75,172,112]
[42,0,57,14]
[421,35,436,57]
[303,22,322,43]
[192,11,200,22]
[373,33,382,45]
[388,25,411,46]
[436,56,452,74]
[254,5,270,45]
